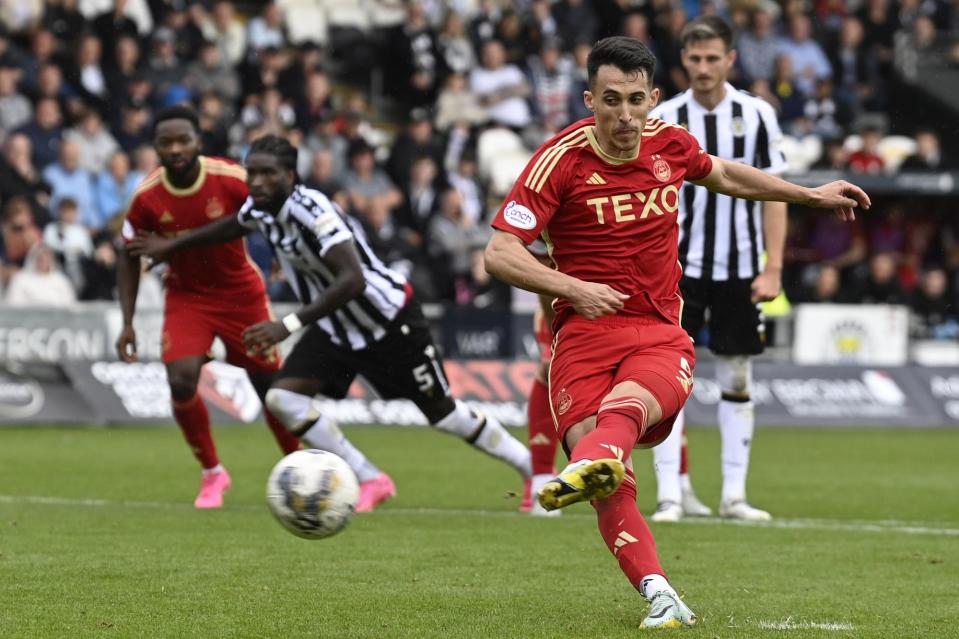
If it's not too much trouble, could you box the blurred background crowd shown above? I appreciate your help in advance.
[0,0,956,341]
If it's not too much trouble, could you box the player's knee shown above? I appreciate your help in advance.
[717,356,752,397]
[265,387,309,427]
[421,397,458,426]
[167,375,198,401]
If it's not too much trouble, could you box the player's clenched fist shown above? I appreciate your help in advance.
[567,281,630,319]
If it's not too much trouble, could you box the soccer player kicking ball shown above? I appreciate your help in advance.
[117,106,300,509]
[130,135,531,513]
[484,36,868,629]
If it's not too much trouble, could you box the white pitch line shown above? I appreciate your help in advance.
[1,494,958,537]
[758,620,855,631]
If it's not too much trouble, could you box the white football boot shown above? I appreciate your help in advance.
[650,501,683,523]
[719,498,772,521]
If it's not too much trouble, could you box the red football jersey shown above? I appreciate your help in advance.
[492,116,713,327]
[122,156,266,301]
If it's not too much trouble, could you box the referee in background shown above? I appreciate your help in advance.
[649,15,788,522]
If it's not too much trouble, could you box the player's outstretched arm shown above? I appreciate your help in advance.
[241,241,366,353]
[692,156,870,221]
[484,230,628,319]
[128,215,248,262]
[115,243,141,362]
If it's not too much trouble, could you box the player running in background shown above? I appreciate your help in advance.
[130,135,532,513]
[116,106,299,509]
[520,291,561,517]
[648,16,788,523]
[484,36,868,628]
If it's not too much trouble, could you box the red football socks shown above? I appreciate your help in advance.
[527,378,558,474]
[172,394,218,469]
[594,468,665,589]
[570,396,648,463]
[265,409,301,454]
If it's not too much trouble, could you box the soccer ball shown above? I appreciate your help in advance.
[266,449,360,539]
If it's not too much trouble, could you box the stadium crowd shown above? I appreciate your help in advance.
[0,0,956,340]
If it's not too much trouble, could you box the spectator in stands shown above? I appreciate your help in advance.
[343,140,404,238]
[437,11,477,77]
[554,0,599,52]
[21,29,64,99]
[470,0,502,51]
[197,93,229,158]
[303,148,347,209]
[0,196,41,288]
[0,134,51,225]
[43,138,95,222]
[799,79,841,139]
[145,28,186,104]
[246,1,286,54]
[912,265,959,339]
[810,213,868,272]
[68,33,107,112]
[184,39,240,108]
[527,37,575,134]
[0,62,32,135]
[15,97,63,170]
[240,87,296,135]
[294,70,333,133]
[777,14,833,96]
[427,188,489,305]
[5,242,76,306]
[304,112,348,180]
[771,55,807,127]
[434,72,487,133]
[806,263,845,303]
[848,126,885,174]
[105,35,143,114]
[568,40,592,122]
[447,153,484,226]
[94,150,138,231]
[42,196,92,290]
[397,155,441,241]
[42,0,87,48]
[829,16,881,126]
[900,128,948,171]
[469,40,532,131]
[197,1,246,67]
[64,108,119,174]
[739,2,780,83]
[387,108,445,193]
[812,137,849,170]
[91,0,141,60]
[384,0,441,112]
[495,9,528,64]
[132,144,158,177]
[847,252,910,304]
[113,100,153,153]
[857,0,899,76]
[79,232,116,300]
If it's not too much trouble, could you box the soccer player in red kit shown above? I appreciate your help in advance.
[485,37,869,628]
[116,106,299,509]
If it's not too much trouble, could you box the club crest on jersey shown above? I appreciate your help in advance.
[732,116,746,137]
[556,388,572,415]
[652,156,671,182]
[503,200,536,230]
[206,197,224,219]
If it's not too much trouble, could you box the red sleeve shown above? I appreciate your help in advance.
[120,191,154,244]
[678,128,713,181]
[490,142,569,244]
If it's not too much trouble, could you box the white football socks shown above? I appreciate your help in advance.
[653,409,684,504]
[640,573,677,601]
[719,398,754,502]
[265,388,381,482]
[435,400,532,478]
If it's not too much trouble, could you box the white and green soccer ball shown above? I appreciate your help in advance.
[266,450,360,539]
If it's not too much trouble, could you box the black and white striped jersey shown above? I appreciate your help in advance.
[237,184,408,350]
[651,83,787,281]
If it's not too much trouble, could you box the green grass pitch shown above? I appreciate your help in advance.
[1,425,957,638]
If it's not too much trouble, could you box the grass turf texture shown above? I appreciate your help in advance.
[1,426,957,638]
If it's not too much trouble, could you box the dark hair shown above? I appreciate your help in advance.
[680,15,735,51]
[248,134,298,173]
[152,105,200,137]
[587,36,656,88]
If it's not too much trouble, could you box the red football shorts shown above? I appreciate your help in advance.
[548,315,696,449]
[162,291,281,373]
